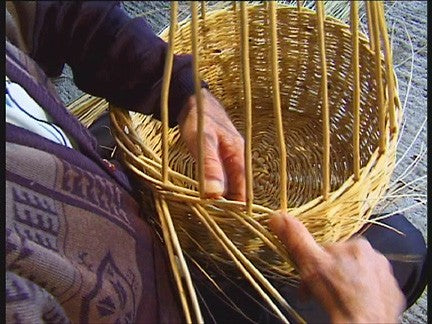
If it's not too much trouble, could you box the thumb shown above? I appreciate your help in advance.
[269,211,327,275]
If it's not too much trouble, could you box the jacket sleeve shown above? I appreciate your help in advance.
[6,1,204,126]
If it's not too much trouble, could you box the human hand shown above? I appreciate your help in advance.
[269,212,405,323]
[177,88,246,201]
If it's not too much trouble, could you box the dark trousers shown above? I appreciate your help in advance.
[89,113,428,323]
[192,214,428,324]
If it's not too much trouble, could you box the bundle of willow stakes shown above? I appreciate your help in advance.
[69,1,401,323]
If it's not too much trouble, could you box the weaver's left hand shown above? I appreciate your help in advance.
[269,211,405,323]
[178,88,246,201]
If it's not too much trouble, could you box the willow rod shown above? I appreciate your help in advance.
[160,199,203,323]
[370,1,386,153]
[268,1,288,211]
[351,1,361,181]
[296,0,303,90]
[378,1,396,132]
[161,1,178,183]
[191,204,301,324]
[154,197,192,323]
[296,0,303,11]
[191,1,206,196]
[201,1,206,20]
[365,1,375,52]
[316,1,330,199]
[240,2,254,215]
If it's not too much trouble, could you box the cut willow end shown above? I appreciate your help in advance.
[190,1,206,197]
[316,1,330,200]
[161,1,178,184]
[240,2,254,216]
[296,0,303,11]
[268,1,288,211]
[351,1,361,181]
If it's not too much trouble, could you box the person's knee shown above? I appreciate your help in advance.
[362,213,427,309]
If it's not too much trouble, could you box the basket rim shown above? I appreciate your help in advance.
[109,4,402,217]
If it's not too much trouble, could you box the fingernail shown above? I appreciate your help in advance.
[269,213,284,234]
[204,179,224,197]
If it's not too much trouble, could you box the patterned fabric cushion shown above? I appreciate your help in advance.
[6,139,181,323]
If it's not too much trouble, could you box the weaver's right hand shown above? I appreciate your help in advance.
[178,88,246,201]
[269,211,405,323]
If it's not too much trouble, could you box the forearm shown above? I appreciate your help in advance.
[6,1,201,126]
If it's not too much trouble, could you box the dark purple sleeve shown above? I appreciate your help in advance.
[31,1,204,126]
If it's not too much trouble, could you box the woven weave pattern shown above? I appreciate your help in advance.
[108,3,399,273]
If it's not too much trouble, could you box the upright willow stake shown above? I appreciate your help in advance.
[351,1,361,181]
[191,1,205,197]
[378,1,397,132]
[201,1,206,20]
[316,1,330,200]
[296,0,303,11]
[365,1,375,52]
[161,1,177,183]
[370,1,386,154]
[240,2,254,215]
[160,3,203,323]
[296,0,303,93]
[268,1,288,211]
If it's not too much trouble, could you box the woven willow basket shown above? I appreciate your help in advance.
[70,2,401,322]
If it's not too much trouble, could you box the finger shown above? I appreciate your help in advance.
[202,132,226,198]
[219,134,246,202]
[181,127,226,198]
[299,281,312,302]
[325,237,373,263]
[269,212,327,274]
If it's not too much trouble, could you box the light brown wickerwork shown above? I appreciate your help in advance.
[240,2,254,215]
[68,1,401,322]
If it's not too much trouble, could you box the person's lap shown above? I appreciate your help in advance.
[88,114,428,323]
[194,213,428,323]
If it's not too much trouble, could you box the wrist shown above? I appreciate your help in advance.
[176,87,209,125]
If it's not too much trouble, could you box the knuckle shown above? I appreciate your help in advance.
[225,135,244,151]
[222,151,244,169]
[302,266,323,283]
[351,237,372,255]
[399,291,406,309]
[235,134,245,146]
[376,251,388,263]
[379,254,393,272]
[301,258,330,282]
[324,242,342,253]
[356,237,372,249]
[204,154,221,164]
